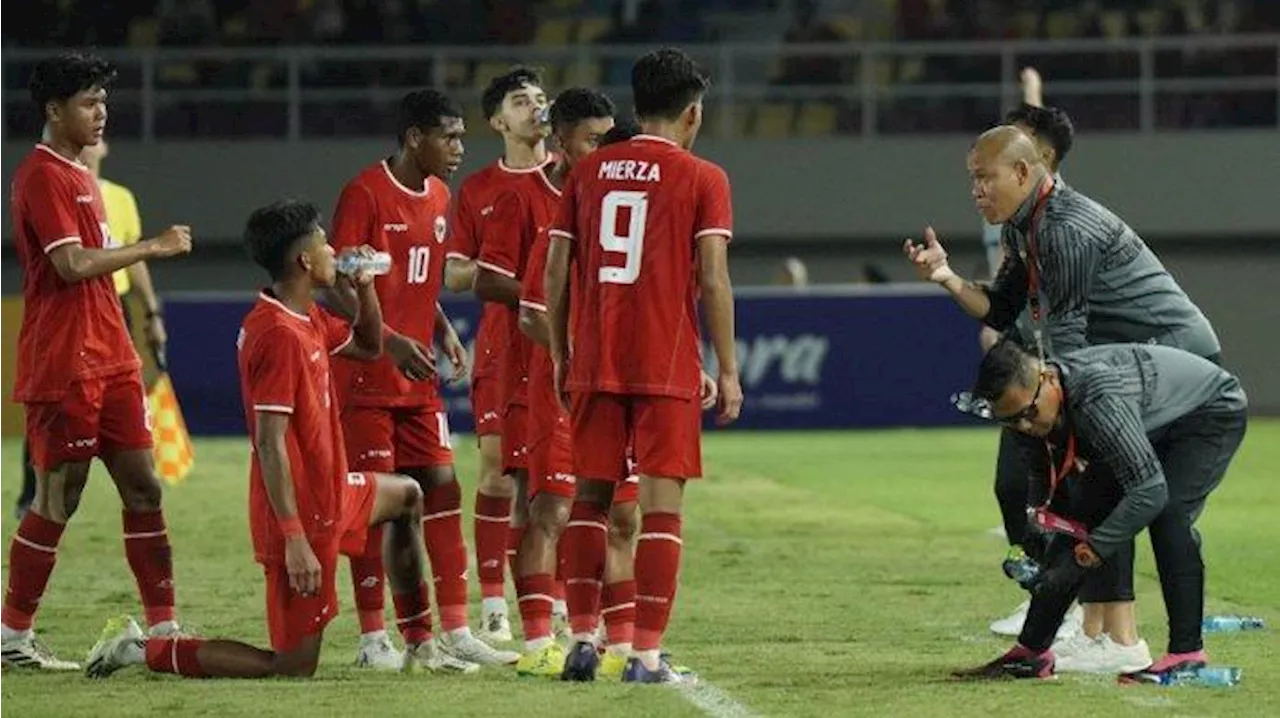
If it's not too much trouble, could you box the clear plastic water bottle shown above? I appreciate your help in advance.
[1158,666,1242,687]
[1002,547,1040,589]
[336,251,392,276]
[1202,615,1265,633]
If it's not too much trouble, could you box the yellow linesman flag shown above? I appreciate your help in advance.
[148,374,194,485]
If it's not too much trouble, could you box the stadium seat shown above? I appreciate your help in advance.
[795,101,838,137]
[1046,10,1083,39]
[1013,11,1039,38]
[898,57,925,84]
[828,15,863,40]
[752,102,795,138]
[534,18,573,46]
[127,17,160,47]
[1100,10,1129,39]
[575,17,611,43]
[1136,8,1166,36]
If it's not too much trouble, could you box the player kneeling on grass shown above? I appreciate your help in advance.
[951,339,1246,682]
[86,200,445,679]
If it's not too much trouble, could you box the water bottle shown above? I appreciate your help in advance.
[1202,615,1265,633]
[1158,666,1242,687]
[1002,547,1040,589]
[336,251,392,276]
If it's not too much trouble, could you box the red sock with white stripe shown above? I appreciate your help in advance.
[515,573,555,651]
[146,637,208,677]
[508,524,526,581]
[423,482,469,633]
[602,580,636,654]
[123,510,177,628]
[634,512,682,664]
[473,492,511,603]
[393,583,433,646]
[350,524,387,636]
[1,511,65,633]
[562,502,608,638]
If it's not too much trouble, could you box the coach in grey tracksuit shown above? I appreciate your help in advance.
[965,340,1246,662]
[904,125,1220,606]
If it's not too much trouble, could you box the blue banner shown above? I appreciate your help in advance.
[165,286,983,436]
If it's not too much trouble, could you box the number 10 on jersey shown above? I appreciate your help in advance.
[408,246,431,284]
[599,190,648,286]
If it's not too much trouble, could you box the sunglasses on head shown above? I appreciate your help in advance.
[951,372,1044,427]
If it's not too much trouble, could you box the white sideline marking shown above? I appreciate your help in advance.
[675,679,762,718]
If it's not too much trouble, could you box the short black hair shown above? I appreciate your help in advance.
[29,51,117,116]
[481,65,544,119]
[602,118,641,146]
[244,200,321,280]
[397,88,463,145]
[973,336,1039,403]
[1004,103,1074,169]
[549,88,615,133]
[632,47,711,120]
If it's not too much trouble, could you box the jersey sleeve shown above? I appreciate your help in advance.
[331,181,379,252]
[693,162,733,241]
[23,165,84,254]
[477,189,525,278]
[317,306,355,355]
[446,184,478,260]
[520,232,550,312]
[549,169,579,243]
[247,328,306,414]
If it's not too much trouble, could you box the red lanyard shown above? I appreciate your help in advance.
[1023,176,1056,324]
[1031,381,1091,542]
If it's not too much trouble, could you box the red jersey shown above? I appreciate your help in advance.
[549,135,733,400]
[11,144,140,402]
[447,157,556,386]
[330,161,450,409]
[238,292,354,563]
[519,227,561,435]
[478,165,561,409]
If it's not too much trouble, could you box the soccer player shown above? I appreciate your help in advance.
[443,66,555,642]
[1,52,193,671]
[85,200,438,679]
[952,339,1246,681]
[546,47,743,683]
[509,87,617,677]
[330,89,517,669]
[905,126,1221,674]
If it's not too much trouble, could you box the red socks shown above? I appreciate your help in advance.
[350,524,386,634]
[515,573,555,644]
[393,584,433,646]
[146,636,208,677]
[602,580,637,648]
[563,502,608,636]
[1,512,65,631]
[474,492,512,600]
[423,482,468,631]
[123,510,177,627]
[633,513,682,653]
[508,524,526,580]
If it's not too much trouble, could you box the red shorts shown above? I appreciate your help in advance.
[471,377,504,437]
[342,405,453,472]
[571,393,701,481]
[527,414,576,500]
[24,371,152,472]
[502,404,529,473]
[262,471,376,653]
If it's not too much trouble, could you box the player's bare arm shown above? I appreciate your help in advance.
[254,411,321,597]
[473,266,522,308]
[47,224,191,283]
[544,234,572,409]
[517,303,550,348]
[698,234,742,425]
[444,256,478,292]
[434,302,468,381]
[126,260,167,353]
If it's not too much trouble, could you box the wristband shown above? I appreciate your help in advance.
[1073,542,1102,568]
[279,516,304,539]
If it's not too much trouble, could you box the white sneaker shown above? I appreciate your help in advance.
[1056,635,1152,674]
[439,631,520,666]
[2,629,82,672]
[84,616,146,678]
[402,640,480,674]
[1051,631,1101,661]
[355,632,404,671]
[476,611,513,644]
[989,601,1083,639]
